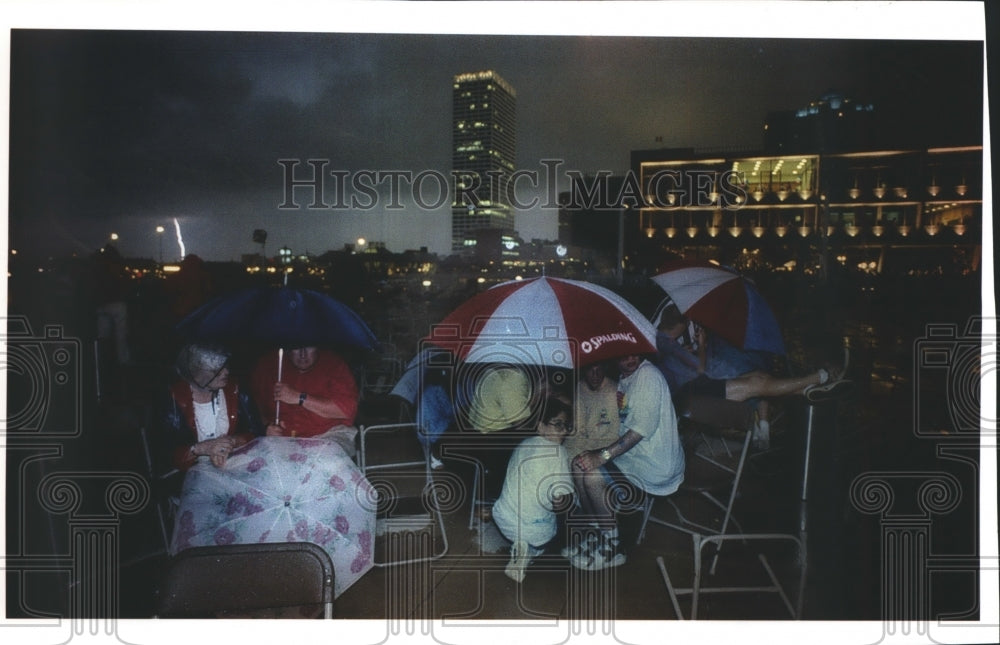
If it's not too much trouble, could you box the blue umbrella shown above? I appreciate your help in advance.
[175,286,377,351]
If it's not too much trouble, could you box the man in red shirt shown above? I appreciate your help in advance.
[251,346,360,455]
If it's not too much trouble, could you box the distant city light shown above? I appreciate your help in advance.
[156,225,166,263]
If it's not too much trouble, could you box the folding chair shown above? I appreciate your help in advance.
[154,542,335,618]
[448,429,529,530]
[359,352,404,401]
[657,532,806,619]
[355,351,409,426]
[139,424,182,554]
[636,396,755,574]
[358,422,449,566]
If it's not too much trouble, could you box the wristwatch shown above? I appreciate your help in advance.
[298,392,308,406]
[600,448,612,463]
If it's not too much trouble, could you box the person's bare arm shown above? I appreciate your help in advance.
[273,382,352,420]
[571,430,643,472]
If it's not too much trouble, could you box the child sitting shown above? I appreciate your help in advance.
[491,397,575,583]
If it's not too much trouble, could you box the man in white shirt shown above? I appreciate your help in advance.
[567,354,684,570]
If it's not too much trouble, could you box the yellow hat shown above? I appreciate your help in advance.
[467,366,532,433]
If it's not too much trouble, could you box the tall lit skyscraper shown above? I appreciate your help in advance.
[451,70,517,253]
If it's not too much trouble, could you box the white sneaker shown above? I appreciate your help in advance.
[505,540,540,583]
[429,455,444,470]
[804,378,853,403]
[752,419,770,451]
[569,532,626,571]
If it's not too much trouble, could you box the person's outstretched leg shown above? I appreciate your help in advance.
[726,348,851,403]
[725,370,824,400]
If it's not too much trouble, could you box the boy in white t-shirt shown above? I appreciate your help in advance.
[491,397,575,583]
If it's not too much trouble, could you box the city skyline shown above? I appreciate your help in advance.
[4,3,989,265]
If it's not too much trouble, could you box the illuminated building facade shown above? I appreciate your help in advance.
[629,144,983,276]
[451,70,517,253]
[620,90,983,276]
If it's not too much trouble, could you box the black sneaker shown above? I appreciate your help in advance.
[560,531,597,559]
[569,532,626,570]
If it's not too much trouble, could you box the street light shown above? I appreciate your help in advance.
[155,226,165,264]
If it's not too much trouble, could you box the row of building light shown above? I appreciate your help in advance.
[645,220,970,240]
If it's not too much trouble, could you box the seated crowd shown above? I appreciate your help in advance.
[414,305,847,581]
[162,303,848,585]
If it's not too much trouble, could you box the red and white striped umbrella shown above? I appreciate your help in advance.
[425,277,657,368]
[651,260,786,355]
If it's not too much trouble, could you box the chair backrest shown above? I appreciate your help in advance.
[139,424,182,553]
[360,354,404,398]
[155,542,334,618]
[358,421,427,475]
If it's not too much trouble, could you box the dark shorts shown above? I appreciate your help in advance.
[683,374,727,398]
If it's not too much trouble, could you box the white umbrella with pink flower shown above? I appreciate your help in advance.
[170,436,377,598]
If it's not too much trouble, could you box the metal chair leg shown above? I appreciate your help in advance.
[659,533,806,619]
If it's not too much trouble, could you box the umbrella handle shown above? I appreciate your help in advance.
[274,348,283,425]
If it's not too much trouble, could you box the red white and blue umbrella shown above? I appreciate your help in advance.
[425,276,657,368]
[651,260,786,356]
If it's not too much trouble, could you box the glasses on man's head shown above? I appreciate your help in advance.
[545,418,572,431]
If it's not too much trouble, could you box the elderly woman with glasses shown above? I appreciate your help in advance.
[163,343,264,471]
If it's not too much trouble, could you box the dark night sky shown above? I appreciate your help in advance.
[3,2,988,263]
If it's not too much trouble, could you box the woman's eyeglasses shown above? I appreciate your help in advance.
[545,419,572,431]
[195,363,229,389]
